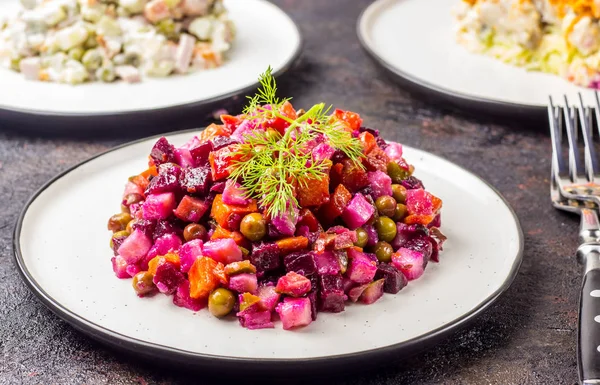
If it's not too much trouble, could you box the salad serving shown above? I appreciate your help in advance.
[107,68,446,330]
[454,0,600,88]
[0,0,234,84]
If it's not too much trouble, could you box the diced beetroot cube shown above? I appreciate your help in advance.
[179,239,204,273]
[297,208,319,232]
[257,284,280,311]
[342,276,355,293]
[346,250,377,284]
[131,219,156,239]
[174,148,194,168]
[308,290,318,321]
[367,170,392,199]
[173,280,205,311]
[401,176,425,190]
[126,263,141,277]
[210,181,226,193]
[332,229,357,250]
[271,205,299,237]
[284,251,318,277]
[117,229,152,264]
[237,308,274,330]
[341,193,375,230]
[203,238,242,264]
[392,248,425,281]
[150,137,176,166]
[123,181,144,198]
[276,271,312,297]
[230,119,257,142]
[129,203,143,218]
[142,192,176,220]
[318,274,346,313]
[375,263,407,294]
[222,180,251,206]
[364,147,390,172]
[313,142,335,162]
[277,298,313,330]
[145,164,181,195]
[314,251,341,275]
[360,279,385,304]
[189,141,213,166]
[153,262,184,294]
[179,166,211,195]
[146,233,182,260]
[211,135,239,150]
[250,242,281,272]
[406,189,434,216]
[173,196,209,222]
[348,283,369,302]
[228,273,258,294]
[363,223,378,247]
[403,235,434,266]
[384,142,403,162]
[111,256,130,278]
[152,219,182,241]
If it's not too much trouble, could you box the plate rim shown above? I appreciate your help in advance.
[356,0,546,117]
[12,128,524,370]
[0,0,303,118]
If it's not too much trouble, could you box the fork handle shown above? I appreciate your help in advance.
[579,258,600,384]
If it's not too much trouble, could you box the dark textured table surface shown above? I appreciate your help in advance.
[0,0,581,384]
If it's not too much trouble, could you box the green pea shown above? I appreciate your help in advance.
[68,47,84,61]
[110,230,130,249]
[375,216,397,243]
[82,49,102,70]
[265,129,281,142]
[355,228,369,248]
[387,162,410,184]
[240,213,267,242]
[96,65,116,82]
[183,223,207,242]
[124,51,141,67]
[393,203,408,221]
[132,271,156,296]
[375,196,397,217]
[391,184,407,203]
[10,57,21,71]
[373,241,393,263]
[108,212,132,232]
[208,288,235,318]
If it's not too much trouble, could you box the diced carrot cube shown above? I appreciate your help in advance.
[198,123,232,142]
[358,131,377,154]
[276,236,309,254]
[148,253,181,276]
[129,174,150,191]
[404,214,436,226]
[188,257,221,299]
[140,166,158,179]
[211,225,246,246]
[210,194,258,230]
[297,172,330,207]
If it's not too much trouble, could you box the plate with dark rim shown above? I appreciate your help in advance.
[0,0,301,132]
[13,128,523,375]
[357,0,600,120]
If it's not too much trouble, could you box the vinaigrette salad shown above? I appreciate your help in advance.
[0,0,234,84]
[107,69,446,330]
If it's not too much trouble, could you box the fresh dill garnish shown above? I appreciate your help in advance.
[231,68,364,218]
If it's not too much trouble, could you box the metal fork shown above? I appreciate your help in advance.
[549,95,600,385]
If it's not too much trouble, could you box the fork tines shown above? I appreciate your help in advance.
[548,93,600,187]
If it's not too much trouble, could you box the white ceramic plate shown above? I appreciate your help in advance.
[357,0,599,117]
[14,130,522,374]
[0,0,301,128]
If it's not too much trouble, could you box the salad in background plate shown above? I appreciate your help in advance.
[0,0,235,84]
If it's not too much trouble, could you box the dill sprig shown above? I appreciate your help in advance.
[231,68,364,218]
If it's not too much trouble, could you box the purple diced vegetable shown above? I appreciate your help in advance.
[111,256,130,278]
[250,242,281,272]
[367,170,392,199]
[222,180,251,206]
[257,284,280,311]
[237,308,274,330]
[179,239,203,273]
[203,238,242,264]
[318,274,346,313]
[375,263,407,294]
[284,251,318,277]
[173,280,205,311]
[275,271,312,297]
[118,229,152,264]
[153,262,184,294]
[384,142,403,162]
[314,251,341,275]
[341,193,375,229]
[150,137,176,166]
[145,164,181,194]
[346,249,377,284]
[146,233,182,260]
[174,148,194,168]
[180,166,211,195]
[229,273,258,294]
[211,135,239,150]
[142,192,177,220]
[276,297,313,330]
[189,141,213,167]
[392,248,425,281]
